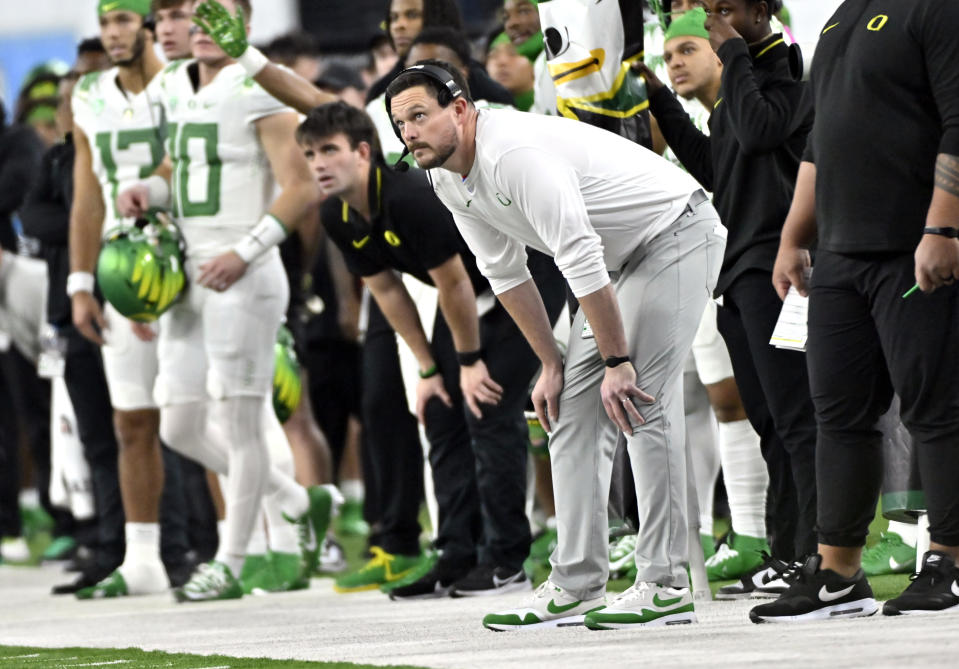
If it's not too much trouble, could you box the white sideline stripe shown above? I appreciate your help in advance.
[0,654,41,659]
[66,661,131,667]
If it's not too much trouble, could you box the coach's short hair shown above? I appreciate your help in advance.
[385,58,472,109]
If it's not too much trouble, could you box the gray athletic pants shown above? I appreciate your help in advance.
[548,191,724,599]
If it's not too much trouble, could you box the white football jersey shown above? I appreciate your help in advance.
[71,67,166,237]
[155,60,293,259]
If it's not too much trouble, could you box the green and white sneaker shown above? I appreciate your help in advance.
[287,485,341,575]
[271,551,310,591]
[584,582,697,630]
[862,532,916,576]
[174,561,243,603]
[608,534,637,579]
[241,554,278,595]
[482,579,605,631]
[705,533,768,581]
[335,499,369,537]
[75,571,130,600]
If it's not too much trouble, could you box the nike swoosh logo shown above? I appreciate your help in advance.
[101,1,121,11]
[492,573,520,588]
[465,199,472,207]
[822,22,839,35]
[547,598,581,614]
[653,593,682,607]
[818,584,855,602]
[352,236,370,249]
[951,581,959,597]
[889,556,908,571]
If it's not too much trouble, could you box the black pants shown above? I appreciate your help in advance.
[424,305,541,572]
[304,338,361,474]
[808,250,959,547]
[717,270,818,559]
[360,300,424,556]
[63,327,124,572]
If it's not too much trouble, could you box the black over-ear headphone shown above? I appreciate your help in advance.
[384,63,463,141]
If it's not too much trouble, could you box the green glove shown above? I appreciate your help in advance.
[192,0,248,59]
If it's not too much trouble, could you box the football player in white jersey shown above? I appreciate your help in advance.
[67,0,177,599]
[119,0,332,602]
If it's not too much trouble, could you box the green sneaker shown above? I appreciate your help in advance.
[20,505,54,539]
[380,550,438,593]
[174,561,243,602]
[483,579,605,631]
[585,582,697,630]
[287,485,337,575]
[862,532,916,576]
[271,551,310,591]
[705,533,768,581]
[335,499,369,537]
[334,547,422,593]
[75,571,130,600]
[241,554,280,595]
[41,536,77,562]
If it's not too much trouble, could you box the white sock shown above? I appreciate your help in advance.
[246,513,269,556]
[887,520,918,546]
[718,418,768,539]
[685,372,720,531]
[262,403,301,554]
[214,396,270,576]
[340,478,364,502]
[118,522,167,593]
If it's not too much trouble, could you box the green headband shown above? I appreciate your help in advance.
[490,32,511,50]
[664,7,710,43]
[490,30,544,63]
[98,0,151,17]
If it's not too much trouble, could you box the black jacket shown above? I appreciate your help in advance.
[19,137,75,326]
[650,35,812,297]
[0,123,44,250]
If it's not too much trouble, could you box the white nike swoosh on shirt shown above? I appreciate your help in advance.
[819,584,855,602]
[951,581,959,597]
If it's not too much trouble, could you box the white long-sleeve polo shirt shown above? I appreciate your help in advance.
[430,108,701,298]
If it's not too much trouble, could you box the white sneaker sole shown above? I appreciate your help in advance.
[586,611,698,630]
[484,614,587,631]
[750,597,879,623]
[750,589,788,599]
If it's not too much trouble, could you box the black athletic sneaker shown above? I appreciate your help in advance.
[748,554,878,623]
[883,551,959,616]
[717,553,788,600]
[450,565,531,597]
[389,562,468,601]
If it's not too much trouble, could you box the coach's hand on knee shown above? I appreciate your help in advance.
[601,362,654,436]
[532,363,564,434]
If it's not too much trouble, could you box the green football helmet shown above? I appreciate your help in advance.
[96,214,186,322]
[273,325,302,423]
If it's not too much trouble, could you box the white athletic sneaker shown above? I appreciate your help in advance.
[482,579,606,631]
[584,581,697,630]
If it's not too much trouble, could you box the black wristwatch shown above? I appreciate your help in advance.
[923,227,959,239]
[604,355,631,368]
[457,349,484,366]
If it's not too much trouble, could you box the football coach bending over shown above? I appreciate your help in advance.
[386,59,726,631]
